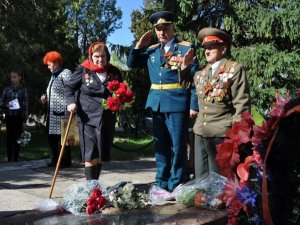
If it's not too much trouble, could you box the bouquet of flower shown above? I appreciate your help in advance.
[17,131,31,147]
[102,80,134,112]
[85,187,106,214]
[108,182,149,210]
[61,180,106,215]
[174,172,227,209]
[215,92,300,225]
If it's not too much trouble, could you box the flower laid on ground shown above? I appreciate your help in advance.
[215,92,300,225]
[17,131,31,147]
[61,180,106,215]
[175,172,227,209]
[41,181,151,216]
[108,182,149,210]
[85,187,106,215]
[102,80,134,112]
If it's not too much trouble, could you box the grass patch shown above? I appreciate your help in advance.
[112,132,155,160]
[0,126,155,163]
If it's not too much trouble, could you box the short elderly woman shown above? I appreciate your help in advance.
[64,42,122,180]
[41,51,72,167]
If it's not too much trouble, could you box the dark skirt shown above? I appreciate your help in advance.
[78,122,101,162]
[78,110,116,162]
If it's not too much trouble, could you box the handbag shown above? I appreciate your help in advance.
[61,117,80,146]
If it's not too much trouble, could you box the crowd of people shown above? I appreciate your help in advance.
[0,10,251,187]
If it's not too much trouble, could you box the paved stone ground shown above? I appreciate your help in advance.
[0,158,227,225]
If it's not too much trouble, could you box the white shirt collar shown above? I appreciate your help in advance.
[211,59,223,74]
[162,38,174,53]
[96,71,107,82]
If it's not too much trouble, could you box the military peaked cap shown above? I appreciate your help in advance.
[149,11,178,27]
[198,27,232,47]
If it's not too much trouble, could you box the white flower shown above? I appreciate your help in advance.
[17,131,31,147]
[109,182,149,209]
[108,191,115,201]
[210,198,223,208]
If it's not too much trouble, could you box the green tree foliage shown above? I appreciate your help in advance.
[0,0,122,116]
[65,0,122,55]
[0,0,79,114]
[224,0,300,112]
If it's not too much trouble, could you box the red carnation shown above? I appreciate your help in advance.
[115,86,127,96]
[90,188,102,198]
[86,205,95,214]
[107,80,120,92]
[85,188,106,215]
[124,90,134,102]
[106,97,122,112]
[118,82,128,90]
[118,90,134,103]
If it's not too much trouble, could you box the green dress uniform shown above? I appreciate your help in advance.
[193,58,251,177]
[127,38,199,191]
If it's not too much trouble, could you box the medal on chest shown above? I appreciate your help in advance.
[196,65,236,102]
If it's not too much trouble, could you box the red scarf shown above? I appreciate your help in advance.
[81,60,110,73]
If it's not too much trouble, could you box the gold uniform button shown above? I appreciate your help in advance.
[203,122,207,126]
[204,106,208,109]
[204,114,207,117]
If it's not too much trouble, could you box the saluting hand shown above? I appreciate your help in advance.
[181,48,196,70]
[135,30,152,49]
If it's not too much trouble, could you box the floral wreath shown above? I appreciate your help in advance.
[215,92,300,225]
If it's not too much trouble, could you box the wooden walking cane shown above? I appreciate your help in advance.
[48,111,74,198]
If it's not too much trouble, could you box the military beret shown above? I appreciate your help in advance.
[198,27,231,47]
[149,11,177,27]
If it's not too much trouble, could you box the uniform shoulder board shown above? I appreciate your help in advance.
[148,43,160,49]
[178,41,192,47]
[225,60,240,69]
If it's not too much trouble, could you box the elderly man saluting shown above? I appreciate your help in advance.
[127,11,199,192]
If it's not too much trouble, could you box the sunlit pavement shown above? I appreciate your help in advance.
[0,158,226,225]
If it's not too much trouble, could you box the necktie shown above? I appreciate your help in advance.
[208,66,212,79]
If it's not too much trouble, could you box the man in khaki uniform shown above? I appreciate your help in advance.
[181,27,251,178]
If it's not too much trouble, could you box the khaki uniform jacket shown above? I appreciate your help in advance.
[193,58,251,137]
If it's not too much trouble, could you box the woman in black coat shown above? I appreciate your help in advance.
[65,42,122,180]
